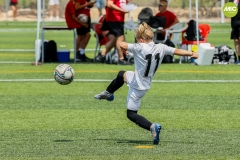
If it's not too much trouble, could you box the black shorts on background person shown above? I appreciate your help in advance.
[107,22,124,37]
[76,17,91,35]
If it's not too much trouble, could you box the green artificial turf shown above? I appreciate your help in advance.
[0,21,239,160]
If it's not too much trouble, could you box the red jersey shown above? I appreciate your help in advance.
[65,1,81,28]
[11,0,18,3]
[76,0,90,17]
[106,0,127,22]
[155,10,177,28]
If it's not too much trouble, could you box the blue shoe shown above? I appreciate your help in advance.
[150,123,162,145]
[94,90,114,101]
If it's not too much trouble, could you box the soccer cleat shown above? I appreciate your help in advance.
[83,54,93,62]
[150,123,162,145]
[94,90,114,101]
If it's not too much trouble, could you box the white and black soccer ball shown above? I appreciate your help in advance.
[78,14,88,23]
[54,64,74,85]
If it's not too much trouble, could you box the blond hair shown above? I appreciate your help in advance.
[135,22,154,42]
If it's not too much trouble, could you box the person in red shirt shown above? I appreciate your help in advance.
[95,0,130,65]
[75,0,95,62]
[65,0,89,61]
[155,0,179,40]
[65,0,87,28]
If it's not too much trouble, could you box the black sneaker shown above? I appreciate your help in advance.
[95,53,106,63]
[83,54,93,62]
[76,51,81,60]
[76,52,86,62]
[118,59,131,65]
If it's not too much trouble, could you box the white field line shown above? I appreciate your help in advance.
[0,28,231,33]
[0,49,96,52]
[0,29,37,32]
[0,79,240,83]
[0,61,32,64]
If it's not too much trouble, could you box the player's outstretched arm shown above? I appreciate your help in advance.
[174,48,198,59]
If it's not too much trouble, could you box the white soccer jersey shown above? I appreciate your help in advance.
[126,41,175,90]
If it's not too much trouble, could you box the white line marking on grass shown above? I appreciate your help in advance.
[153,80,240,83]
[0,49,96,52]
[0,79,111,82]
[0,61,32,64]
[0,79,240,83]
[0,49,34,52]
[0,29,37,32]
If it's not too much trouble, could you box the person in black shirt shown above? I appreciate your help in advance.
[230,0,240,64]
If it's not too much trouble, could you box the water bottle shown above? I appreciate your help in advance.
[213,56,219,64]
[129,17,134,27]
[229,55,235,64]
[214,48,218,54]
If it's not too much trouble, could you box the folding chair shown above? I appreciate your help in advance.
[180,23,211,63]
[153,22,188,44]
[153,22,188,63]
[92,23,109,62]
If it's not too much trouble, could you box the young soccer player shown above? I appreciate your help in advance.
[94,22,198,145]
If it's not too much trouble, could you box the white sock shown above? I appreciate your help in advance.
[79,48,85,55]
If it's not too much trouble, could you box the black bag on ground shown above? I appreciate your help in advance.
[185,20,203,41]
[138,7,153,24]
[214,45,236,62]
[39,40,58,62]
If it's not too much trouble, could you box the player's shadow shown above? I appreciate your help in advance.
[54,140,73,143]
[94,138,194,144]
[93,138,152,144]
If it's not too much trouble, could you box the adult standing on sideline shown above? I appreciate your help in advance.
[96,0,105,17]
[95,0,130,65]
[10,0,18,20]
[229,0,240,64]
[49,0,60,21]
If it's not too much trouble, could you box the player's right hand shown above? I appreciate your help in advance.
[191,52,198,59]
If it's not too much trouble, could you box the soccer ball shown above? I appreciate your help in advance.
[54,64,74,85]
[78,14,88,23]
